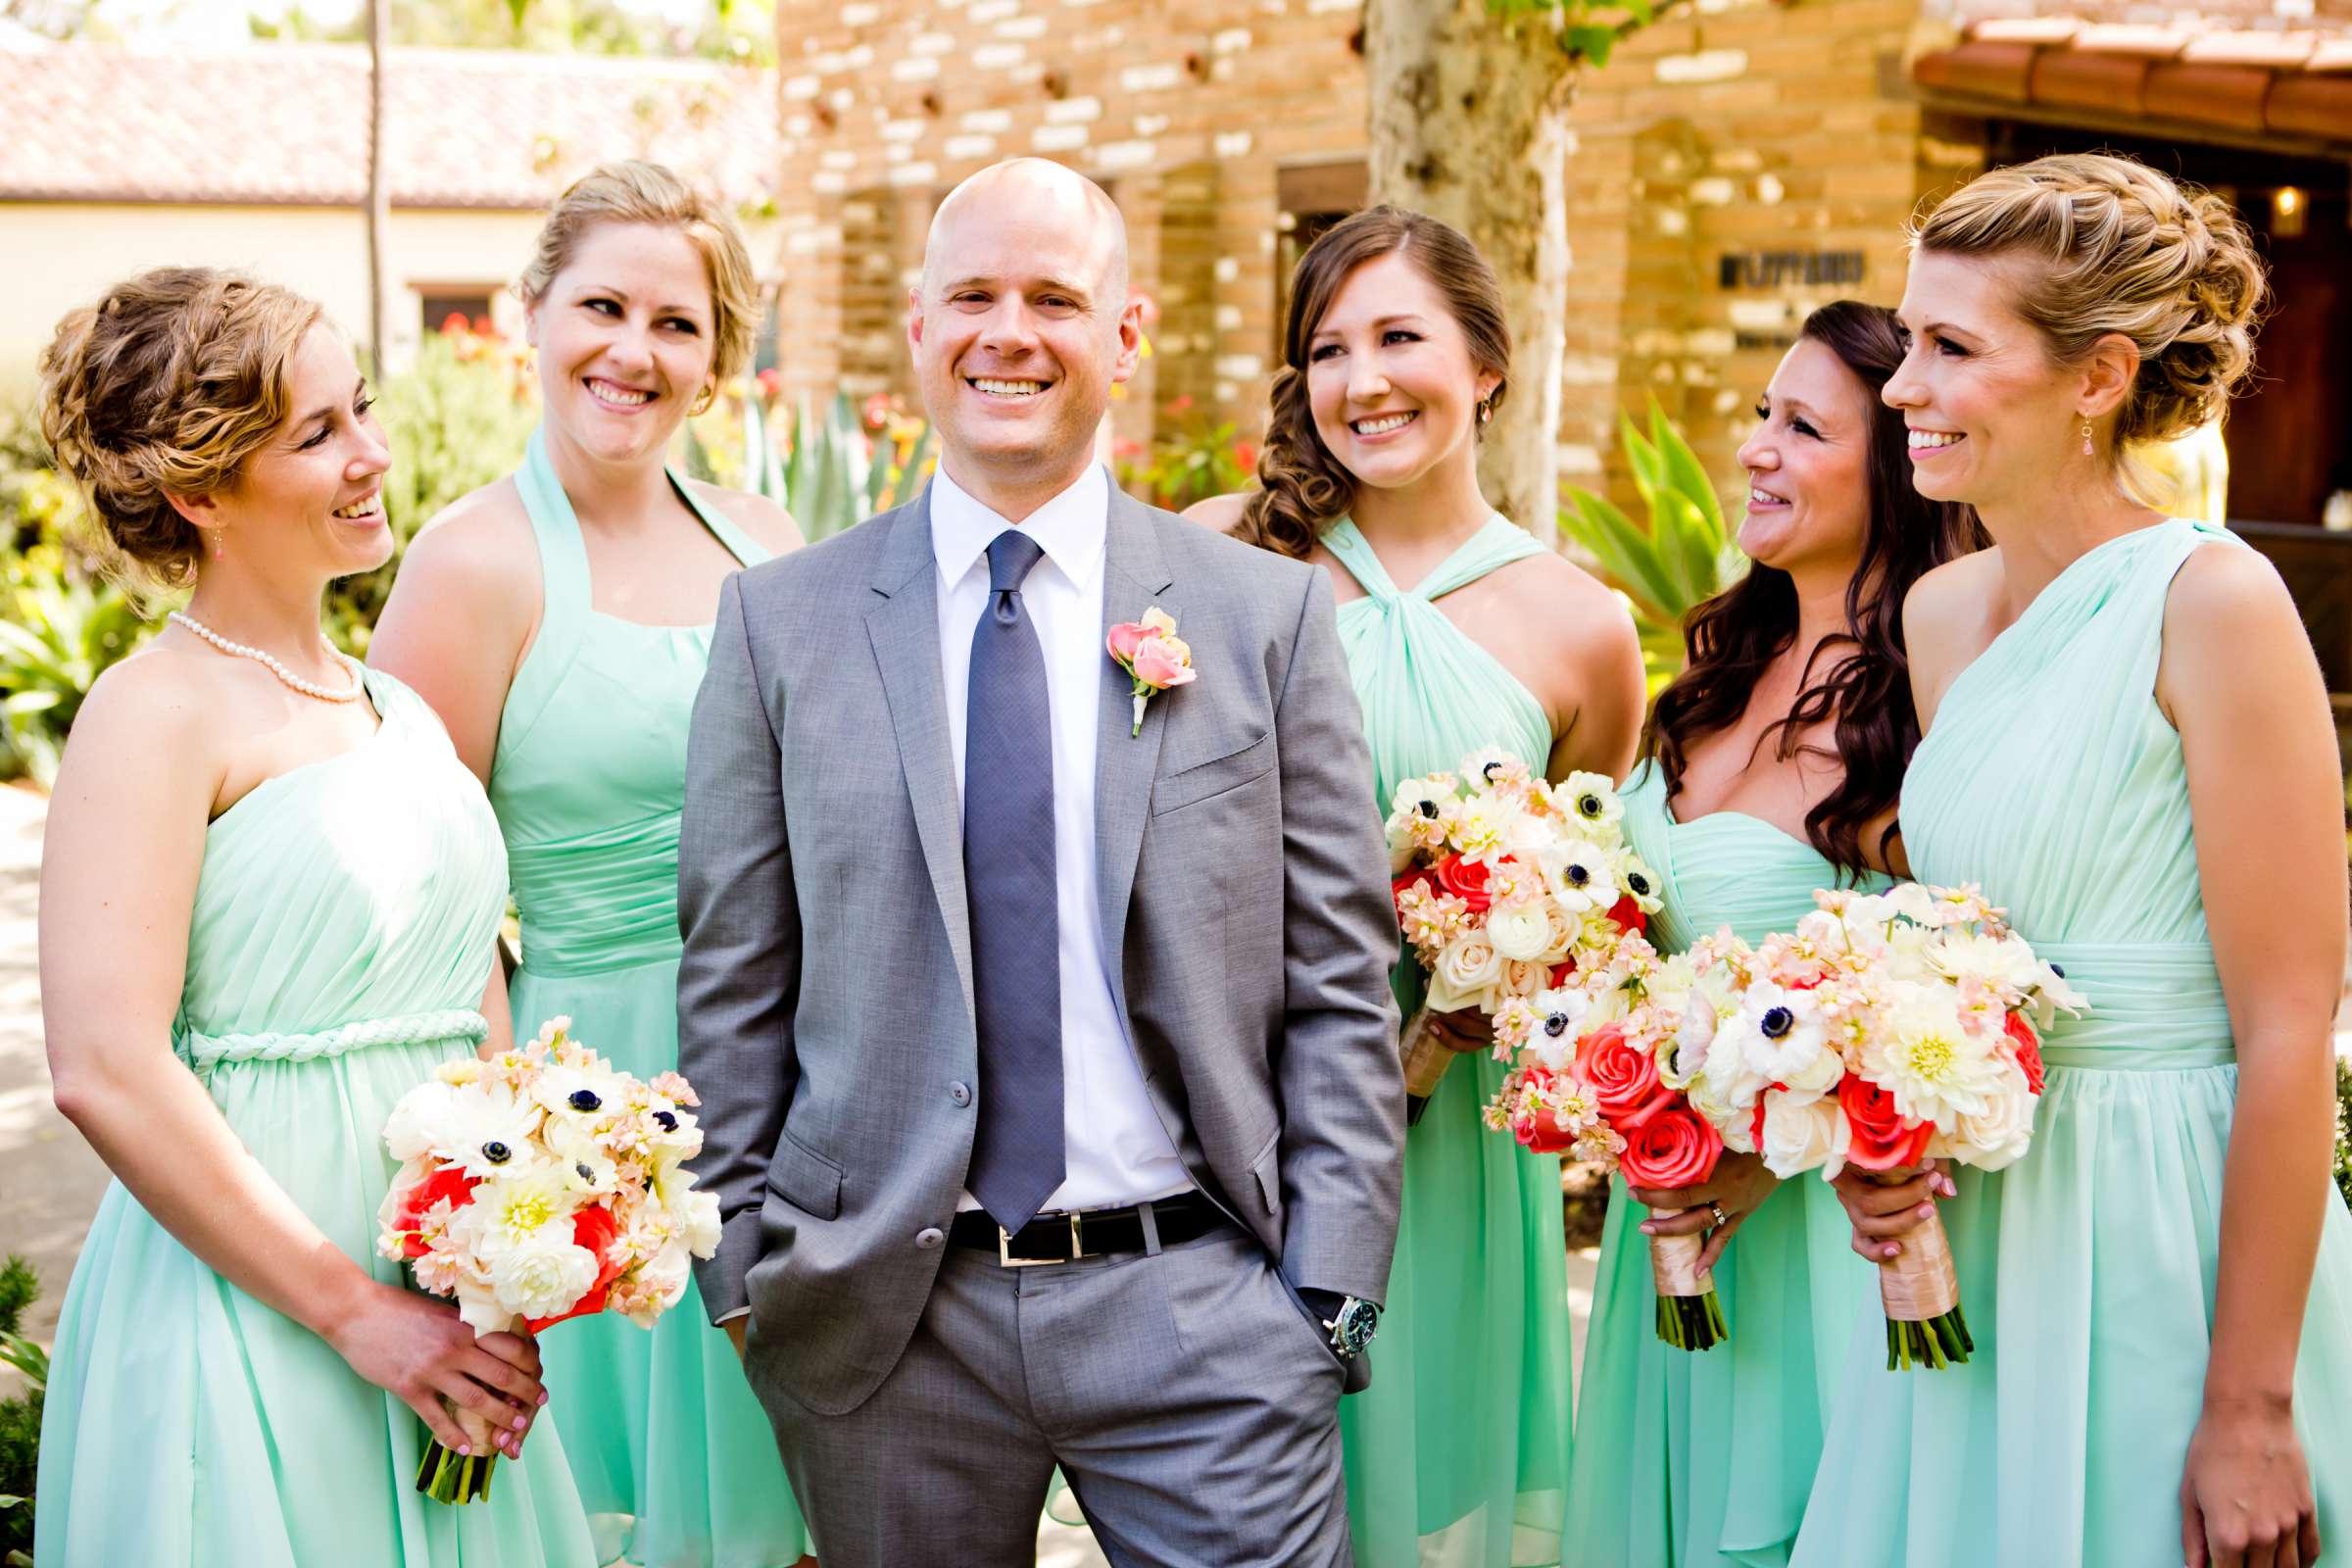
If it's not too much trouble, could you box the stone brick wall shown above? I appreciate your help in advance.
[768,0,2344,526]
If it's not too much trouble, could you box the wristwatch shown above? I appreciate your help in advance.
[1301,1288,1380,1359]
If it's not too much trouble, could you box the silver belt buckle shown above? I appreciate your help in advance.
[996,1211,1091,1268]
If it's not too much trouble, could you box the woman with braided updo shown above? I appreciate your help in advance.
[30,268,594,1567]
[1797,153,2352,1568]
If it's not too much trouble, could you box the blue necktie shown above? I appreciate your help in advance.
[963,530,1065,1232]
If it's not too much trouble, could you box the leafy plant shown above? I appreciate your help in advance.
[1558,397,1745,691]
[686,389,934,544]
[0,544,153,786]
[0,1254,46,1564]
[2336,1054,2352,1215]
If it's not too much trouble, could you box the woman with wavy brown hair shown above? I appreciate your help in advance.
[1562,301,1980,1568]
[1192,205,1642,1568]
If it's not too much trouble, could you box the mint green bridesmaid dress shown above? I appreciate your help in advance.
[35,670,596,1568]
[492,431,808,1567]
[1563,761,1876,1567]
[1793,519,2352,1567]
[1321,515,1576,1568]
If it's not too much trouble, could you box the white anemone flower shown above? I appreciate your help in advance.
[1539,837,1622,916]
[1733,983,1840,1097]
[431,1083,549,1183]
[1555,771,1625,832]
[1522,987,1591,1073]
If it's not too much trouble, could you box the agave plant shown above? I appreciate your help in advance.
[691,392,936,544]
[1559,398,1746,691]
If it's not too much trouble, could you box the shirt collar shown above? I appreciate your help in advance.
[930,461,1110,597]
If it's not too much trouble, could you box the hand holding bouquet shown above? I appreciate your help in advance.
[1684,884,2082,1369]
[377,1017,722,1500]
[1387,750,1660,1124]
[1484,937,1738,1349]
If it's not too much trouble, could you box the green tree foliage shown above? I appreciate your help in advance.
[248,0,776,64]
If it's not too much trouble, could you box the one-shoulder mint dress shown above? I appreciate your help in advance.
[35,670,596,1568]
[492,432,808,1568]
[1564,762,1876,1567]
[1792,519,2352,1567]
[1322,516,1577,1568]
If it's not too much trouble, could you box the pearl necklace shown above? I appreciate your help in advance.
[167,611,365,704]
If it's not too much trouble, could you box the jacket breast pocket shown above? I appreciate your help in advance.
[1151,730,1274,817]
[764,1131,843,1220]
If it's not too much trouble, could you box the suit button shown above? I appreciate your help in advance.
[914,1227,945,1250]
[949,1082,972,1107]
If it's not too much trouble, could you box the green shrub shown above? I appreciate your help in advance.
[0,1253,47,1564]
[1114,396,1254,514]
[1558,398,1746,693]
[2335,1055,2352,1215]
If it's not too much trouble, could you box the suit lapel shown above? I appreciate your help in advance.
[863,489,976,1023]
[1094,492,1177,1021]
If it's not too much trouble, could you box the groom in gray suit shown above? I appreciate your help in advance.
[679,158,1403,1565]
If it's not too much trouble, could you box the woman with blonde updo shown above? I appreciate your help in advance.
[368,161,811,1568]
[1191,206,1644,1568]
[31,269,593,1565]
[1797,153,2352,1568]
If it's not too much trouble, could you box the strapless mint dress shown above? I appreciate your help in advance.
[493,431,808,1567]
[1320,515,1577,1568]
[35,670,595,1567]
[1564,761,1876,1567]
[1793,518,2352,1567]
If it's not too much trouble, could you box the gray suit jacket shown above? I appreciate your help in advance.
[678,481,1403,1417]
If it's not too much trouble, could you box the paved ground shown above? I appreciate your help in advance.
[0,780,1599,1566]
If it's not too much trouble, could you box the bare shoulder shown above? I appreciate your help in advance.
[65,639,220,782]
[1902,546,1999,646]
[685,479,804,555]
[2166,535,2296,636]
[400,477,537,588]
[1182,492,1253,535]
[1501,548,1636,662]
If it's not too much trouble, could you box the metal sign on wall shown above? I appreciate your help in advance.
[1718,251,1867,289]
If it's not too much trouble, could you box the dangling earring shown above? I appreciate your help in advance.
[2080,416,2094,457]
[1477,396,1494,426]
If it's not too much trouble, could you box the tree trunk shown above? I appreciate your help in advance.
[366,0,391,376]
[1364,0,1574,543]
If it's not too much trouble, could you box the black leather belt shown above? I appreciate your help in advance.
[950,1191,1232,1266]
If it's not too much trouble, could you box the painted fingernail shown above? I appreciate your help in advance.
[1918,1203,1935,1219]
[457,1445,472,1456]
[512,1415,528,1431]
[538,1390,550,1405]
[1884,1246,1898,1259]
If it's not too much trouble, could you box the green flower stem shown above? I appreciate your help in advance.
[414,1435,499,1505]
[1884,1304,1974,1371]
[1653,1288,1728,1351]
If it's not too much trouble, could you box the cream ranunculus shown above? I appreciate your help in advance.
[1427,932,1505,1013]
[1487,900,1554,961]
[1758,1091,1843,1179]
[1946,1058,2038,1170]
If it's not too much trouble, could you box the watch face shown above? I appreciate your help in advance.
[1333,1298,1378,1355]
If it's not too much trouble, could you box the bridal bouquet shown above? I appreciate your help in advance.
[1387,749,1660,1124]
[377,1017,721,1501]
[1483,937,1740,1349]
[1685,884,2082,1369]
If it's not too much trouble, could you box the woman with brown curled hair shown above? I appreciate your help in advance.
[30,267,593,1565]
[1192,205,1642,1567]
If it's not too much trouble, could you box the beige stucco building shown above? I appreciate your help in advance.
[0,39,782,392]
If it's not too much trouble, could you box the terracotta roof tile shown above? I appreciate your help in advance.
[0,41,778,210]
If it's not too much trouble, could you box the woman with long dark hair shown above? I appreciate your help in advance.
[1192,206,1643,1567]
[1563,301,1980,1568]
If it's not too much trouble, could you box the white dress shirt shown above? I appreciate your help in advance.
[930,462,1194,1216]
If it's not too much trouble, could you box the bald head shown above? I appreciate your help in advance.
[921,158,1128,308]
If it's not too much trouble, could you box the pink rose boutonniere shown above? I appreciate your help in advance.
[1106,607,1198,736]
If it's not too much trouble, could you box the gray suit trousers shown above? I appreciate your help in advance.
[758,1220,1353,1568]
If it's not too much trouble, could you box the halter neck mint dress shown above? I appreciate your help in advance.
[1792,519,2352,1568]
[1564,761,1878,1568]
[1320,514,1576,1568]
[35,669,595,1568]
[491,431,808,1568]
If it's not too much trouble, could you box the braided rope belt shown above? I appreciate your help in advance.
[181,1007,490,1069]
